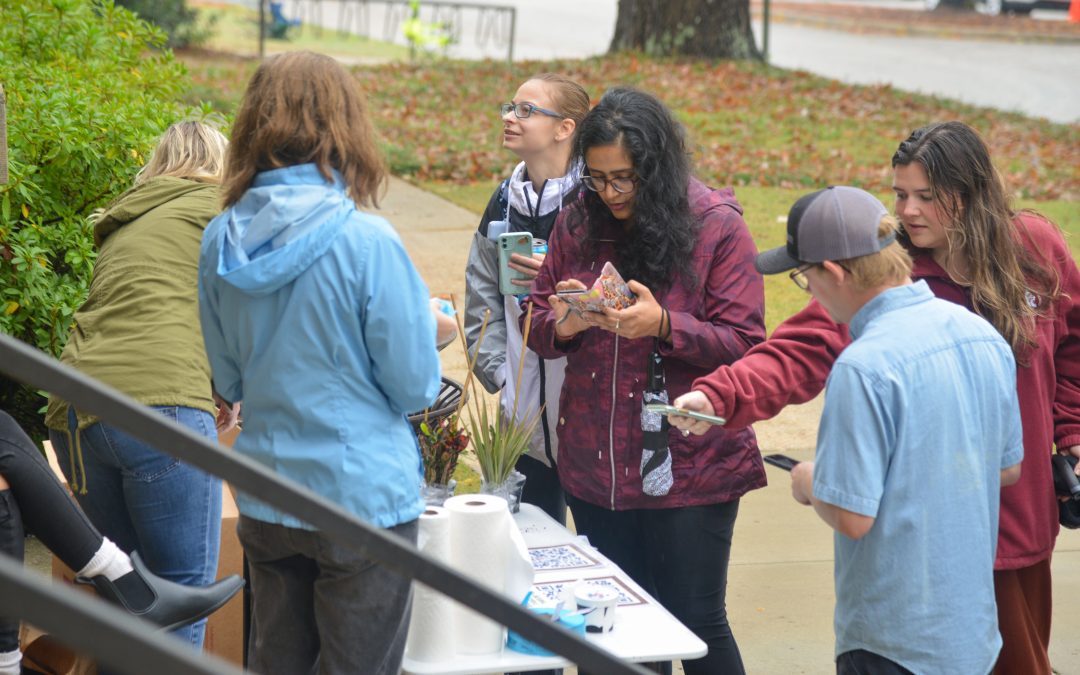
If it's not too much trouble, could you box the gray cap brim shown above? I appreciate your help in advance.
[755,245,800,275]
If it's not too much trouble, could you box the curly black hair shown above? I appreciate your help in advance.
[571,87,698,292]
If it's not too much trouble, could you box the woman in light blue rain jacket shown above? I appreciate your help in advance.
[197,51,440,675]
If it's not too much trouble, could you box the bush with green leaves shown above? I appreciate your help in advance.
[0,0,192,437]
[116,0,211,49]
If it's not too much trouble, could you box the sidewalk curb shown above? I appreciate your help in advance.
[755,10,1080,44]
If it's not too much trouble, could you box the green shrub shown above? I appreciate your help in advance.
[115,0,211,49]
[0,0,191,438]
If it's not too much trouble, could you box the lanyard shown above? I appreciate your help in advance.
[522,178,548,221]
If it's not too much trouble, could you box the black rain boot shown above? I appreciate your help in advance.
[89,552,244,632]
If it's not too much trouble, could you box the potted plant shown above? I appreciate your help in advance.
[415,413,468,505]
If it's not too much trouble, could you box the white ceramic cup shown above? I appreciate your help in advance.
[574,583,619,633]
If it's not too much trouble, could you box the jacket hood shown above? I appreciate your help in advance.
[94,176,216,247]
[689,179,744,218]
[208,164,353,297]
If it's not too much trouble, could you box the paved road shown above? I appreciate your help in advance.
[280,0,1080,123]
[755,22,1080,123]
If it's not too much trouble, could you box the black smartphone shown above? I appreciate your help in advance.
[762,453,800,472]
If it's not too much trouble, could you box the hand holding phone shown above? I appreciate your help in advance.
[550,281,591,339]
[762,453,800,472]
[498,232,534,295]
[644,403,726,426]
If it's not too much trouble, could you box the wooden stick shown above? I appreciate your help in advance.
[509,301,533,426]
[449,294,488,419]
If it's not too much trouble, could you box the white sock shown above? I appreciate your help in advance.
[0,648,20,675]
[76,537,133,581]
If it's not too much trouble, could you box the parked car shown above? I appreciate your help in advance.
[924,0,1069,15]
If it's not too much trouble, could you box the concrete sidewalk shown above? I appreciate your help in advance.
[382,176,1080,674]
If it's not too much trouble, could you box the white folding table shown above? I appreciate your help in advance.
[402,503,707,674]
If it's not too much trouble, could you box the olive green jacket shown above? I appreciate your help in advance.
[45,177,221,431]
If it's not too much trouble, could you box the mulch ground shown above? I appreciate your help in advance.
[752,1,1080,42]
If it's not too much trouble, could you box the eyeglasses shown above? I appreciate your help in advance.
[789,264,815,291]
[790,262,851,290]
[582,174,639,195]
[500,102,564,119]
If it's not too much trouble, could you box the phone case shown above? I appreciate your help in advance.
[498,232,533,295]
[560,262,636,314]
[762,454,800,472]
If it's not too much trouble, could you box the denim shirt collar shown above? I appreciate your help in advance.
[849,280,934,340]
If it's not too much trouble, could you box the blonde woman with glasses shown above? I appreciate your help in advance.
[465,73,590,526]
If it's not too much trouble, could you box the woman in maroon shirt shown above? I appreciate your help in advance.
[527,88,767,675]
[678,121,1080,674]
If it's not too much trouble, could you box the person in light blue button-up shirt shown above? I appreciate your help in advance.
[198,51,441,675]
[754,186,1022,675]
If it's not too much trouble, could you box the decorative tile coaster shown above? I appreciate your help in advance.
[530,575,646,607]
[528,543,601,572]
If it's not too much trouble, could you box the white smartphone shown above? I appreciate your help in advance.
[644,403,727,426]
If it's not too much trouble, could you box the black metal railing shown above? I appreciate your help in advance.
[0,332,649,675]
[282,0,516,62]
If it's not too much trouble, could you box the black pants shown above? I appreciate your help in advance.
[566,495,746,675]
[836,650,915,674]
[0,411,103,651]
[516,454,566,525]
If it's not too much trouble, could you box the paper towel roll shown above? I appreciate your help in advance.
[444,494,534,655]
[405,506,456,662]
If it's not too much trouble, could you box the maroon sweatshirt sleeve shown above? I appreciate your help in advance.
[691,299,851,428]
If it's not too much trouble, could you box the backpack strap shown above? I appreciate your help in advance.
[498,178,511,223]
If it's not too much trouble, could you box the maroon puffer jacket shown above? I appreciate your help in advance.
[527,179,768,510]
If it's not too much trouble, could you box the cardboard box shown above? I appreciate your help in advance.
[204,482,243,665]
[29,438,245,667]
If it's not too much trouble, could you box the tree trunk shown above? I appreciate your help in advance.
[609,0,760,60]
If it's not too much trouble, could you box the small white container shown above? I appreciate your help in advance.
[574,583,619,633]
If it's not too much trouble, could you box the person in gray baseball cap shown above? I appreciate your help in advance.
[730,185,1023,674]
[754,185,896,276]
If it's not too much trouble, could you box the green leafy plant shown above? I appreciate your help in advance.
[467,392,541,487]
[115,0,213,48]
[0,0,195,437]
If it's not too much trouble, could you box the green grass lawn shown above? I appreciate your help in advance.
[175,49,1080,332]
[179,52,1079,203]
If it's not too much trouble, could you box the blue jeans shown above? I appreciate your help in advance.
[49,406,222,649]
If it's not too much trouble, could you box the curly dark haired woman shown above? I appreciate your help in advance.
[527,88,767,675]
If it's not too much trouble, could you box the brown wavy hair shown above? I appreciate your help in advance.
[892,121,1059,361]
[222,51,386,208]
